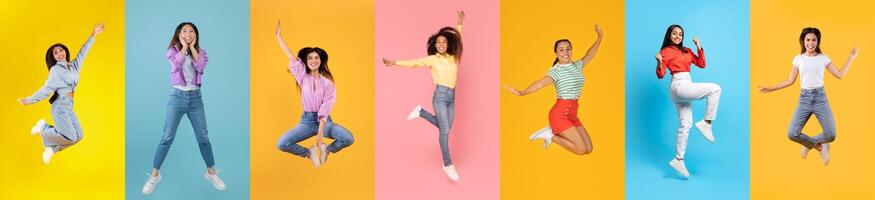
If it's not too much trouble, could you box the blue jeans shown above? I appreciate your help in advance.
[40,96,83,152]
[420,85,455,166]
[152,88,215,169]
[277,112,354,158]
[788,87,836,149]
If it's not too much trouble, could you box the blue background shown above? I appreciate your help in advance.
[124,0,249,199]
[625,0,750,199]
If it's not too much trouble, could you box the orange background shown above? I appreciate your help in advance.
[249,0,375,199]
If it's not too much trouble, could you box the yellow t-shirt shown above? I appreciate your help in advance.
[395,25,462,88]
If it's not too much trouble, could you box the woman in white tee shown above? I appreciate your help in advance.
[758,27,858,166]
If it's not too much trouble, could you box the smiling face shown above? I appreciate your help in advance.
[671,27,683,45]
[306,51,321,71]
[179,24,196,44]
[554,41,573,64]
[803,33,818,54]
[52,46,67,62]
[435,35,448,54]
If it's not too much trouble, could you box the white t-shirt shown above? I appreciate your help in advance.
[172,55,200,91]
[792,54,832,89]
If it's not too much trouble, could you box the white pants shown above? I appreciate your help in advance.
[670,72,721,159]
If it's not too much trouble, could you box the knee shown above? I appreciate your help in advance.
[338,134,355,148]
[276,139,289,152]
[573,146,591,155]
[824,131,836,143]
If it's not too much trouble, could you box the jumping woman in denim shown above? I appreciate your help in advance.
[142,22,225,195]
[504,25,603,156]
[656,24,722,178]
[18,23,103,165]
[759,27,858,166]
[381,11,465,181]
[274,21,355,168]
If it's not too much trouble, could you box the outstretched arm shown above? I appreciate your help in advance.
[505,76,554,96]
[276,21,298,62]
[827,47,859,79]
[578,24,603,66]
[759,66,799,93]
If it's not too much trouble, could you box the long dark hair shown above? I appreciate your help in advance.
[553,39,571,65]
[661,24,684,51]
[295,47,334,90]
[427,27,463,60]
[168,22,200,53]
[44,43,70,104]
[799,27,822,54]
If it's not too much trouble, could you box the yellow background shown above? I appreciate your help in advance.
[751,0,875,199]
[500,1,625,199]
[0,1,125,199]
[249,0,375,199]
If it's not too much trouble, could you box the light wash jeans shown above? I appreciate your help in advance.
[277,112,354,157]
[788,87,836,149]
[152,88,215,169]
[420,85,456,166]
[39,95,83,152]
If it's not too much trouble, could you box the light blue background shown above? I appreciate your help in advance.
[124,0,249,199]
[625,0,750,199]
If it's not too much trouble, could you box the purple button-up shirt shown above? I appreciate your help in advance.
[289,60,336,119]
[167,46,208,86]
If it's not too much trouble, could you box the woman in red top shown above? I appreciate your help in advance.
[655,24,721,178]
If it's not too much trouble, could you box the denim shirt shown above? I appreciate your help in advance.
[25,36,95,104]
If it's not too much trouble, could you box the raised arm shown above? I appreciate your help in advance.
[691,37,706,68]
[759,66,799,93]
[71,23,103,70]
[578,24,603,66]
[382,56,431,68]
[276,21,298,62]
[504,76,554,96]
[655,53,667,79]
[456,10,465,35]
[826,47,859,79]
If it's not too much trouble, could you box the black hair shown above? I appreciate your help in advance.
[553,39,572,65]
[168,22,201,53]
[427,27,463,60]
[799,27,822,54]
[44,43,70,104]
[294,47,334,90]
[661,24,685,51]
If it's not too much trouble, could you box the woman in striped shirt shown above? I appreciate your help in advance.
[504,25,603,155]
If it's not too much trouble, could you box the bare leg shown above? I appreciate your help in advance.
[551,127,590,155]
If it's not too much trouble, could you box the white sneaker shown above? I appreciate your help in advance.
[695,120,715,143]
[801,146,810,159]
[308,145,322,168]
[142,173,161,195]
[820,143,830,166]
[442,165,460,181]
[528,126,553,149]
[406,105,423,120]
[669,158,690,178]
[31,119,46,135]
[318,142,329,165]
[204,171,226,191]
[42,147,54,164]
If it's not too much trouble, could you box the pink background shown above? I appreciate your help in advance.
[375,0,500,199]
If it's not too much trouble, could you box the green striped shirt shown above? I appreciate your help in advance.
[547,60,584,99]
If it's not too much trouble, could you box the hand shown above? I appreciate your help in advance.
[504,85,522,96]
[275,20,282,36]
[693,37,701,49]
[850,46,859,59]
[382,58,394,66]
[758,86,773,94]
[594,24,603,37]
[457,10,465,25]
[189,34,197,48]
[655,54,663,62]
[17,98,27,105]
[92,23,105,36]
[178,34,188,48]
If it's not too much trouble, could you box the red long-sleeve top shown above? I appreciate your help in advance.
[656,46,705,79]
